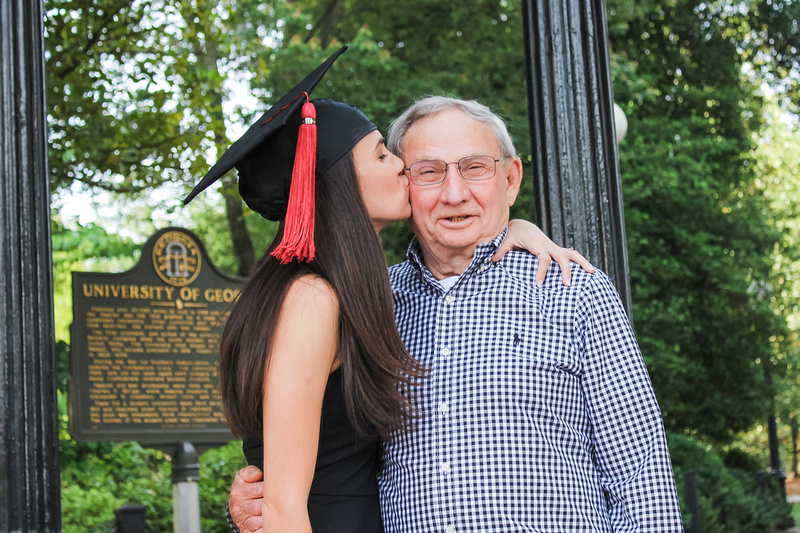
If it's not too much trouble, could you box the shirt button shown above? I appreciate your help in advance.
[445,526,455,533]
[440,462,450,473]
[445,294,455,304]
[439,402,449,413]
[480,262,489,271]
[440,347,451,357]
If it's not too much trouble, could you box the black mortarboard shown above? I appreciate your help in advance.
[183,46,377,263]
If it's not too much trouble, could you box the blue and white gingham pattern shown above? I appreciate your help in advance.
[226,501,239,533]
[379,230,683,532]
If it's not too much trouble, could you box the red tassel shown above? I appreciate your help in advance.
[272,99,317,264]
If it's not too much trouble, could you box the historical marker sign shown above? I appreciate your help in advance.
[70,227,242,446]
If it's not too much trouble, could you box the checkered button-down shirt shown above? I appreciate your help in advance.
[379,231,683,532]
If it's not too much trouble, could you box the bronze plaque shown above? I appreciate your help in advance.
[69,227,242,445]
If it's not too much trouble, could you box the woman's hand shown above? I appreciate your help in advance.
[492,219,594,286]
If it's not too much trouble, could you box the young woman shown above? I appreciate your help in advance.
[221,122,420,533]
[185,49,590,533]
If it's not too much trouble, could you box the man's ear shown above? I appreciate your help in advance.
[505,156,523,206]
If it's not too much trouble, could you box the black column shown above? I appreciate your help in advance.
[0,0,61,531]
[521,0,632,316]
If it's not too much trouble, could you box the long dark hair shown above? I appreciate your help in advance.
[218,152,424,441]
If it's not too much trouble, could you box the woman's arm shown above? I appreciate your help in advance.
[493,219,595,286]
[261,275,340,533]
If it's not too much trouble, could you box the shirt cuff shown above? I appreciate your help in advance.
[226,500,241,533]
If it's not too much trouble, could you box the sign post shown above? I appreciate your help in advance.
[172,441,201,533]
[71,227,244,531]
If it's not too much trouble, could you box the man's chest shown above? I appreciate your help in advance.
[393,284,587,421]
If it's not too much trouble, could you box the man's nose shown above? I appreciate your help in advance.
[440,163,471,203]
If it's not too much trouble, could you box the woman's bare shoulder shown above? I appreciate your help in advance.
[283,274,338,313]
[272,274,340,370]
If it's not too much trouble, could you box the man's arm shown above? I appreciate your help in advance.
[228,465,264,533]
[578,272,683,530]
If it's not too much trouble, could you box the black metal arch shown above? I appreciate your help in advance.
[522,0,632,316]
[0,0,61,531]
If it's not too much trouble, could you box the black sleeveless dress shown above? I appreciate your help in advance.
[242,367,384,533]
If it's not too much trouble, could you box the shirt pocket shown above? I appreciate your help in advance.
[484,309,582,377]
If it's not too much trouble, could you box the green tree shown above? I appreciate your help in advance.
[51,218,140,341]
[45,0,288,276]
[757,105,800,471]
[605,0,792,442]
[46,1,199,193]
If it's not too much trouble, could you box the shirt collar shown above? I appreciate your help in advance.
[405,227,509,285]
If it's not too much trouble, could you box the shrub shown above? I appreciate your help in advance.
[60,438,245,532]
[668,432,793,533]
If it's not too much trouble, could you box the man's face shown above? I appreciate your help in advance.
[403,108,522,259]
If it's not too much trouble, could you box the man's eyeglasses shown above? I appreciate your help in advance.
[403,155,509,186]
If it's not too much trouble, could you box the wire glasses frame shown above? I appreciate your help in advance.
[403,155,510,186]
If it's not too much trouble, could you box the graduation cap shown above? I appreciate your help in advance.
[184,45,377,264]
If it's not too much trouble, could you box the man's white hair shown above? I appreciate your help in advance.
[386,95,518,160]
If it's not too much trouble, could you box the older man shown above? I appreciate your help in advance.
[229,96,683,531]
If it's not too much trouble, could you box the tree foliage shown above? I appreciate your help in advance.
[606,0,795,442]
[51,218,141,341]
[45,0,284,275]
[757,105,800,464]
[47,0,197,193]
